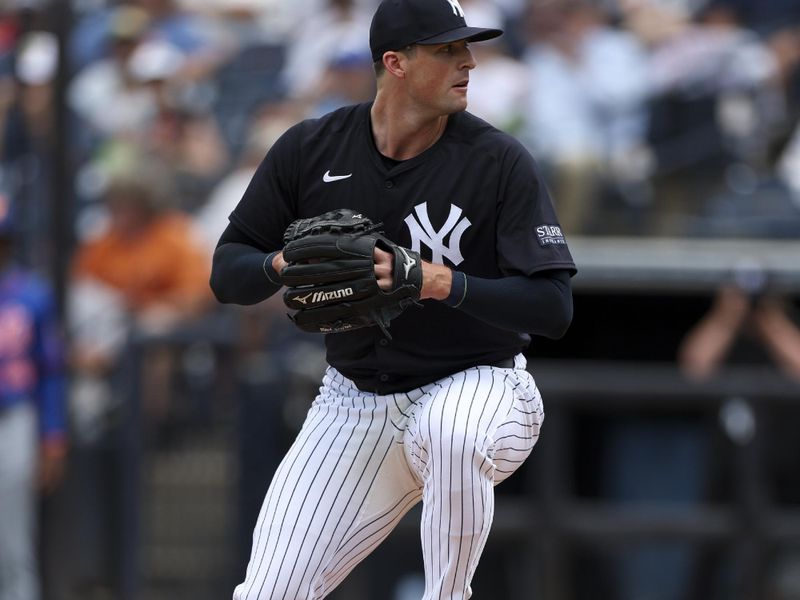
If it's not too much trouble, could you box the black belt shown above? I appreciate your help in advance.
[492,357,515,369]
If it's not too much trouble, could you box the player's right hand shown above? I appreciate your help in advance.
[374,246,394,291]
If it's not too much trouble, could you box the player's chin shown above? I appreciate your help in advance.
[445,93,469,113]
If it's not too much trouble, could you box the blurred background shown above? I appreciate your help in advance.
[0,0,798,599]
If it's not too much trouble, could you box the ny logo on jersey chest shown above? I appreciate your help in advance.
[404,202,471,266]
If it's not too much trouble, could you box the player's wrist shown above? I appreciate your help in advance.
[420,261,452,301]
[263,251,285,285]
[442,271,467,307]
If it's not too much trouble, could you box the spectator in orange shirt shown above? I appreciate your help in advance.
[72,174,212,326]
[69,171,213,435]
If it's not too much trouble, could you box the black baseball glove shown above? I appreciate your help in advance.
[280,208,423,337]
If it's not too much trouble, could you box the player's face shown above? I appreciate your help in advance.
[405,40,476,115]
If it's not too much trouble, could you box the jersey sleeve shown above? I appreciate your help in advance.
[227,123,303,252]
[496,141,577,277]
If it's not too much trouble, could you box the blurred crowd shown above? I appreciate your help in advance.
[0,0,798,261]
[0,0,799,599]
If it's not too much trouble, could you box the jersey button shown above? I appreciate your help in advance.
[384,180,394,189]
[378,338,389,347]
[379,374,390,382]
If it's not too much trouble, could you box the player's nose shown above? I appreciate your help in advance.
[461,46,476,70]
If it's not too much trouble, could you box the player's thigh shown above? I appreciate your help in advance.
[403,364,543,484]
[236,376,419,599]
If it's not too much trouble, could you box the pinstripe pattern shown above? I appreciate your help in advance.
[233,354,543,600]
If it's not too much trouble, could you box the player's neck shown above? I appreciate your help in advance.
[370,95,448,161]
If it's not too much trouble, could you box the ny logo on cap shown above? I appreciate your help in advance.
[445,0,465,18]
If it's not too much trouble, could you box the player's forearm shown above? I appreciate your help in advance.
[444,270,573,338]
[210,242,282,305]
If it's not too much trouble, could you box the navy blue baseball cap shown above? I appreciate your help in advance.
[369,0,503,62]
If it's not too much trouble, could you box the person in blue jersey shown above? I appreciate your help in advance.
[0,195,67,600]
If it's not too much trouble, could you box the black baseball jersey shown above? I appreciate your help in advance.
[229,102,576,393]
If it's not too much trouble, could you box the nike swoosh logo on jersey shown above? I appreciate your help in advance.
[323,170,352,182]
[398,247,416,279]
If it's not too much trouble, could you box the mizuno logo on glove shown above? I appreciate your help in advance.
[294,292,314,305]
[311,288,354,304]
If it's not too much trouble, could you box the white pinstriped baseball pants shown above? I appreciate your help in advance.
[233,353,544,600]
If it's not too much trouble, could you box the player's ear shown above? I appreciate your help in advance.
[382,51,408,79]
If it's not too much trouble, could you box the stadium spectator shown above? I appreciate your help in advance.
[622,0,785,235]
[676,261,800,598]
[68,5,154,142]
[132,0,228,75]
[62,166,214,596]
[304,45,375,117]
[520,0,652,235]
[679,262,800,382]
[0,30,60,268]
[69,167,213,428]
[125,38,231,210]
[703,0,800,110]
[74,33,231,214]
[280,0,371,101]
